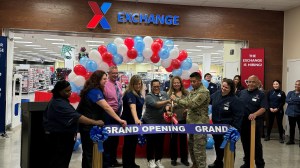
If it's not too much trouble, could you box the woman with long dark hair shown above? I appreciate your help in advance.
[233,75,245,95]
[76,70,127,168]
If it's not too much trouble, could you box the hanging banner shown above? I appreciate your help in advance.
[241,48,264,88]
[0,36,7,133]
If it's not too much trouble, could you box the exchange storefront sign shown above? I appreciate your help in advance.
[241,48,265,88]
[87,1,180,29]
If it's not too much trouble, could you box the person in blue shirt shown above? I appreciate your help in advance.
[43,80,104,168]
[238,75,267,168]
[121,75,145,168]
[77,70,127,168]
[208,78,244,168]
[204,73,218,95]
[264,80,286,143]
[285,80,300,146]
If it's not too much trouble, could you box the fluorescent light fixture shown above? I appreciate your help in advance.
[27,53,39,55]
[174,45,179,47]
[196,46,214,49]
[19,51,31,53]
[88,44,101,47]
[216,50,224,52]
[34,48,48,50]
[127,62,134,65]
[197,54,204,56]
[186,49,202,52]
[211,53,220,55]
[44,38,65,41]
[14,47,18,49]
[25,45,41,47]
[187,52,192,54]
[86,40,104,43]
[141,63,149,65]
[40,50,50,52]
[51,43,70,45]
[14,41,32,44]
[14,37,23,40]
[45,52,57,54]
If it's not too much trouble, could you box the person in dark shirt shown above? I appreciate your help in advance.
[238,75,267,168]
[43,80,104,168]
[164,74,173,92]
[121,75,145,168]
[265,80,286,143]
[233,75,245,95]
[204,73,218,95]
[208,79,244,168]
[285,80,300,146]
[76,70,127,168]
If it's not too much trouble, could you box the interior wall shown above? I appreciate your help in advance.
[283,6,300,91]
[0,0,284,90]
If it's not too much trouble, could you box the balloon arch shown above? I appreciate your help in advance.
[67,36,207,103]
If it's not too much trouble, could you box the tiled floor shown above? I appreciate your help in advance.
[0,127,299,168]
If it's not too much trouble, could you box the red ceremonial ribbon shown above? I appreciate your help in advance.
[163,112,178,124]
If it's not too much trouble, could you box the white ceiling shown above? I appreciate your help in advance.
[119,0,300,11]
[13,31,244,65]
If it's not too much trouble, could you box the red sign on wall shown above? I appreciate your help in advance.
[241,48,265,88]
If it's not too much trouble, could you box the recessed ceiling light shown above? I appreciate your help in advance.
[85,40,104,43]
[14,41,32,44]
[44,38,65,41]
[196,46,213,49]
[25,45,41,47]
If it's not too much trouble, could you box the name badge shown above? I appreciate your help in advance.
[277,93,281,97]
[224,107,229,110]
[252,98,257,102]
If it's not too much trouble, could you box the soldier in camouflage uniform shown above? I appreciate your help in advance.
[171,72,210,168]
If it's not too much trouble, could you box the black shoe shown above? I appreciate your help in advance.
[286,141,295,145]
[171,160,177,166]
[279,138,284,143]
[181,160,190,166]
[133,164,140,168]
[264,136,270,141]
[240,164,249,168]
[110,161,123,167]
[208,161,223,168]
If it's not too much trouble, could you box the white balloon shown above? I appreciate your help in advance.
[161,58,171,68]
[122,54,131,63]
[114,37,124,46]
[89,50,102,63]
[143,36,153,48]
[98,62,109,72]
[68,71,77,82]
[117,44,128,56]
[73,76,86,87]
[143,48,153,59]
[181,70,191,80]
[169,46,179,59]
[190,63,199,73]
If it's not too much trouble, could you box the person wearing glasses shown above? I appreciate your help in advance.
[142,79,171,168]
[103,66,123,167]
[238,75,267,168]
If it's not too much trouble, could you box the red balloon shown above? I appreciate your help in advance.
[182,79,191,89]
[151,42,162,54]
[98,45,107,55]
[84,71,93,80]
[150,54,160,63]
[108,61,116,67]
[69,92,80,103]
[154,38,163,47]
[124,37,134,49]
[197,70,202,79]
[102,52,113,63]
[171,59,181,69]
[73,64,87,76]
[127,48,138,59]
[165,65,174,72]
[50,66,54,72]
[177,50,188,61]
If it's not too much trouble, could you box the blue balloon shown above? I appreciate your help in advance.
[206,137,214,149]
[164,39,174,50]
[70,82,79,93]
[135,56,144,63]
[86,60,98,72]
[79,57,89,68]
[172,68,183,76]
[134,36,143,43]
[202,79,209,88]
[208,105,212,115]
[180,58,193,70]
[113,54,123,66]
[134,40,145,53]
[107,43,117,55]
[76,86,83,94]
[158,48,170,59]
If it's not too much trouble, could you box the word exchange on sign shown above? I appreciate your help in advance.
[105,124,229,136]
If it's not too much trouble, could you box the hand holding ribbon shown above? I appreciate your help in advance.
[90,126,109,152]
[220,127,240,152]
[163,112,178,124]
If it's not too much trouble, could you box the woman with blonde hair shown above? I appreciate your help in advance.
[166,76,190,166]
[121,75,145,168]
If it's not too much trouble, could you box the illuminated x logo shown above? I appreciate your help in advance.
[87,1,111,29]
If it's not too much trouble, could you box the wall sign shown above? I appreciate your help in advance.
[0,36,7,133]
[241,48,265,88]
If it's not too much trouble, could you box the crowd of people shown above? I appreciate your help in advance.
[43,67,300,168]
